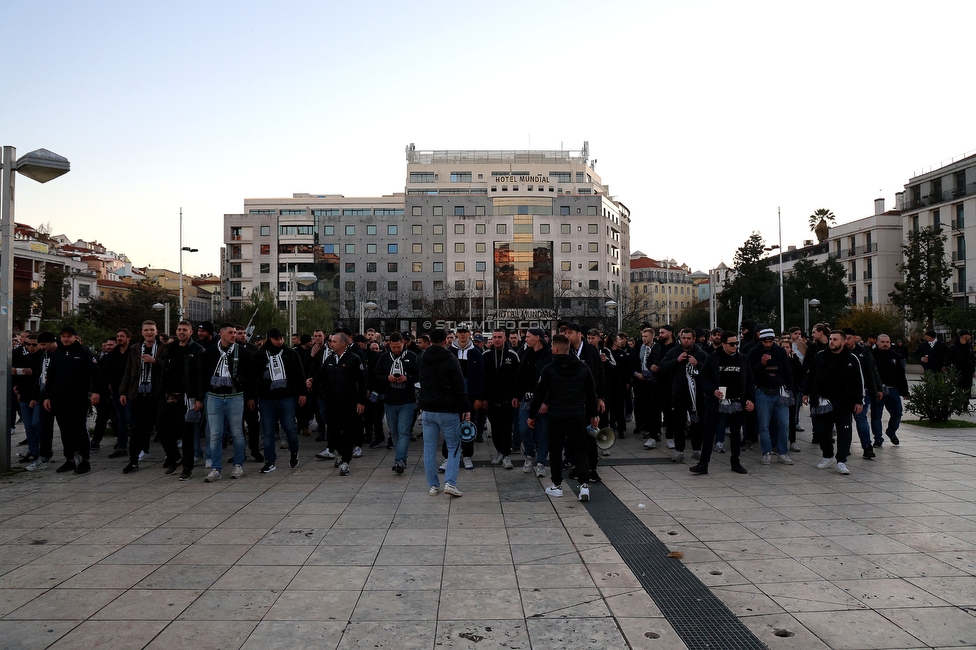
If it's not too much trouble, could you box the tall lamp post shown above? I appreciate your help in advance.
[604,299,620,333]
[1,147,70,471]
[359,300,377,334]
[178,209,198,320]
[803,298,820,334]
[152,302,171,336]
[288,266,318,336]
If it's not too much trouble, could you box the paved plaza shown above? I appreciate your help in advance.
[1,408,975,649]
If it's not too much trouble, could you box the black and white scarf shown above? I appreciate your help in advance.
[40,354,50,390]
[211,344,238,389]
[138,340,157,394]
[265,350,287,390]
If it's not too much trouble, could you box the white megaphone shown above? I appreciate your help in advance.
[587,425,616,450]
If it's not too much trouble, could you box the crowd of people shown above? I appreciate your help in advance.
[10,315,969,498]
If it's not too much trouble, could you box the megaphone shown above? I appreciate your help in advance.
[587,425,616,450]
[458,420,478,443]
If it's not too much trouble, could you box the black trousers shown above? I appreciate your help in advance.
[548,415,590,486]
[814,408,853,463]
[244,402,261,455]
[649,382,668,439]
[91,398,114,445]
[54,395,91,461]
[130,396,160,464]
[326,402,358,463]
[159,398,195,468]
[487,401,513,456]
[606,385,627,433]
[632,380,652,433]
[666,401,702,452]
[699,409,743,468]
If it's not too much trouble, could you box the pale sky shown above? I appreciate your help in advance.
[6,0,975,277]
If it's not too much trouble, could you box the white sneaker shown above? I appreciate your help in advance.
[535,463,546,478]
[231,464,244,479]
[205,459,213,469]
[138,450,150,461]
[666,439,676,449]
[714,441,724,453]
[463,457,474,470]
[438,459,448,473]
[836,462,850,475]
[352,446,362,458]
[671,451,684,463]
[545,484,563,497]
[443,483,462,497]
[643,439,657,450]
[601,449,610,457]
[502,456,513,469]
[817,457,836,470]
[523,457,534,473]
[779,454,794,465]
[315,448,334,460]
[761,453,771,465]
[428,486,439,496]
[490,452,503,465]
[789,443,801,452]
[25,457,49,471]
[204,469,221,482]
[578,484,590,502]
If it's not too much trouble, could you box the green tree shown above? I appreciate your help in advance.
[933,304,976,338]
[35,265,69,320]
[889,226,951,329]
[835,305,905,340]
[76,280,177,338]
[782,257,849,329]
[808,208,837,232]
[716,232,779,329]
[296,296,334,335]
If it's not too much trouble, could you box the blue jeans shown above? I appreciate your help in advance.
[260,397,298,463]
[111,393,131,450]
[853,396,872,449]
[20,402,40,457]
[206,393,244,472]
[423,411,461,488]
[755,391,789,455]
[518,403,548,465]
[870,389,903,442]
[385,402,414,463]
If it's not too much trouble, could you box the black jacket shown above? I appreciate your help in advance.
[312,348,367,406]
[804,348,864,409]
[747,343,793,394]
[119,337,168,401]
[529,354,598,421]
[947,340,976,381]
[199,342,256,400]
[700,349,756,412]
[849,342,883,397]
[573,340,606,400]
[101,345,131,395]
[12,349,40,404]
[418,344,469,413]
[375,349,420,406]
[160,340,206,400]
[41,341,98,401]
[450,340,486,402]
[649,338,678,383]
[658,344,708,404]
[513,344,553,402]
[482,345,520,404]
[872,347,910,395]
[916,338,949,373]
[253,344,307,400]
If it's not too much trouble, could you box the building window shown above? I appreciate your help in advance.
[450,172,472,183]
[367,281,377,292]
[475,224,486,235]
[455,280,465,290]
[388,225,398,235]
[434,206,444,216]
[412,224,423,235]
[454,206,465,216]
[412,281,423,291]
[366,225,377,236]
[345,244,356,254]
[412,299,423,309]
[388,262,398,272]
[589,279,599,290]
[455,224,464,234]
[260,226,270,236]
[433,243,444,254]
[497,224,507,234]
[345,300,355,311]
[366,262,377,273]
[259,263,270,274]
[367,244,377,254]
[588,224,598,234]
[260,245,270,255]
[475,205,486,216]
[475,279,485,290]
[324,225,334,236]
[412,243,423,254]
[413,262,422,272]
[455,243,465,253]
[475,242,486,253]
[455,262,465,272]
[345,281,356,291]
[345,225,355,236]
[476,261,486,272]
[412,206,422,216]
[589,261,599,271]
[434,281,444,291]
[540,224,550,234]
[433,262,444,272]
[561,261,571,271]
[559,206,570,216]
[388,300,398,310]
[345,263,355,273]
[561,224,571,234]
[388,244,398,254]
[561,279,572,290]
[433,225,444,235]
[389,281,398,292]
[587,206,598,216]
[410,172,434,183]
[588,242,598,252]
[561,242,572,253]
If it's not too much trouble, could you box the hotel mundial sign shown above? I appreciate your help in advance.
[491,175,549,184]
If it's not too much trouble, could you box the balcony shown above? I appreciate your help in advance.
[848,273,857,282]
[862,271,873,280]
[904,182,976,211]
[854,243,878,255]
[952,251,966,265]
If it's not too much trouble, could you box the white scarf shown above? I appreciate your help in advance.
[138,340,157,394]
[40,354,50,389]
[265,350,287,390]
[211,343,237,388]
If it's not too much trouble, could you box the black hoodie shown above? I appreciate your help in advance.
[253,341,307,400]
[418,344,469,413]
[529,353,598,420]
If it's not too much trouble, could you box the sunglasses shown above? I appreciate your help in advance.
[725,342,739,347]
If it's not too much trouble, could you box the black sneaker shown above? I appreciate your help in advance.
[74,460,91,475]
[89,443,100,452]
[588,471,602,484]
[689,464,708,475]
[179,468,192,481]
[252,451,265,463]
[731,464,748,474]
[369,439,384,449]
[164,463,180,475]
[108,449,128,459]
[55,460,76,473]
[862,447,876,459]
[289,453,299,469]
[889,433,899,445]
[872,440,883,448]
[122,462,139,474]
[16,438,27,446]
[386,441,394,450]
[259,462,276,474]
[18,453,38,464]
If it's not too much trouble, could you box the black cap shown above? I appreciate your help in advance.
[60,325,78,336]
[841,327,856,336]
[300,334,312,345]
[660,324,674,332]
[456,324,470,333]
[197,321,214,336]
[266,327,283,339]
[565,322,584,333]
[527,327,546,339]
[959,329,972,337]
[37,331,56,343]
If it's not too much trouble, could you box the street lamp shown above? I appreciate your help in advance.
[1,146,70,471]
[359,300,377,334]
[288,267,317,336]
[604,299,620,333]
[178,208,198,320]
[804,298,820,334]
[152,302,171,336]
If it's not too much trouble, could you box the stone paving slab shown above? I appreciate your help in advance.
[1,407,975,649]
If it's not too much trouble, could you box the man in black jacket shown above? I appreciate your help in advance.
[871,334,908,447]
[748,328,795,466]
[419,329,470,497]
[691,330,754,475]
[254,327,306,474]
[566,323,605,481]
[843,328,883,459]
[158,320,205,480]
[947,329,976,393]
[649,325,677,448]
[12,334,41,464]
[483,328,519,470]
[309,332,366,476]
[803,331,864,475]
[118,320,167,473]
[513,328,552,477]
[916,330,949,373]
[529,334,599,502]
[41,326,100,475]
[658,327,707,463]
[104,329,133,458]
[375,332,419,474]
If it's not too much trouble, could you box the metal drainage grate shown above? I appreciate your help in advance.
[575,481,767,650]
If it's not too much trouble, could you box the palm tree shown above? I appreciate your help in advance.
[809,208,836,243]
